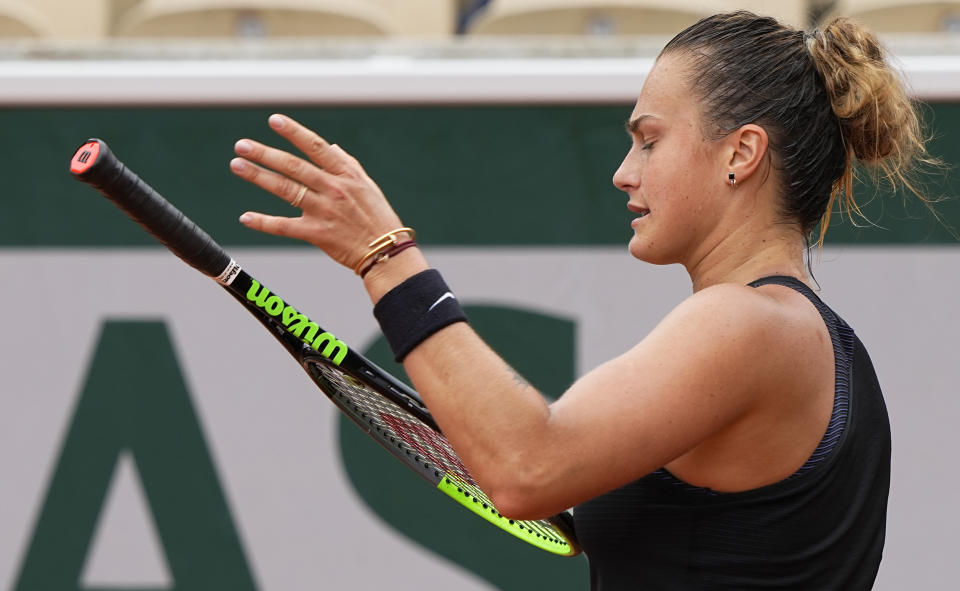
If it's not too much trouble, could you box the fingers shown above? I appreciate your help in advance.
[238,211,305,240]
[231,114,359,205]
[267,113,354,175]
[230,149,333,210]
[232,138,335,200]
[231,114,401,267]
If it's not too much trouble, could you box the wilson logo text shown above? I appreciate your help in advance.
[245,279,348,365]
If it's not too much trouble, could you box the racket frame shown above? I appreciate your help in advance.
[69,137,580,557]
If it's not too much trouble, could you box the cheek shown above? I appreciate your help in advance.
[630,155,710,261]
[660,148,714,213]
[643,155,695,215]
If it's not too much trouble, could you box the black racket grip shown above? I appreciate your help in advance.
[70,138,232,279]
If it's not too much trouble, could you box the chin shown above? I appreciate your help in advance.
[628,236,677,266]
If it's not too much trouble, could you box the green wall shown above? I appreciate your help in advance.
[4,103,957,248]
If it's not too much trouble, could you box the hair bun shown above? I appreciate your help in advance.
[807,17,921,166]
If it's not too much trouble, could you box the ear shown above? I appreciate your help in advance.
[726,124,769,185]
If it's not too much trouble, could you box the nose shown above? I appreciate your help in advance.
[612,149,639,193]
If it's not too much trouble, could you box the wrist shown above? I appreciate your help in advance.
[362,245,430,304]
[372,268,468,362]
[352,227,416,276]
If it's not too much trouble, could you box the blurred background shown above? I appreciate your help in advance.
[1,1,958,590]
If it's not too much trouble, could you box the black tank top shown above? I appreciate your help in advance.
[573,276,891,590]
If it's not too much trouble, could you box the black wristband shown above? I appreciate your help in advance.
[373,269,468,362]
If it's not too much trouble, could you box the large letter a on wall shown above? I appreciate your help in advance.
[14,321,257,591]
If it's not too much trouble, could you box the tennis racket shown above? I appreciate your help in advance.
[69,138,580,557]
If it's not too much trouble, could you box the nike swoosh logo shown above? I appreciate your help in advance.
[428,291,456,312]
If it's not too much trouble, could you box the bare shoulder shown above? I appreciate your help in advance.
[639,280,828,400]
[648,281,835,490]
[652,282,801,349]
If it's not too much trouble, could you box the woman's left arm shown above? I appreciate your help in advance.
[230,114,560,508]
[231,114,787,520]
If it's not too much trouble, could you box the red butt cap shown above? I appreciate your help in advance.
[70,141,100,174]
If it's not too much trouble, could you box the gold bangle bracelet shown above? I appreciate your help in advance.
[353,227,416,275]
[367,227,416,249]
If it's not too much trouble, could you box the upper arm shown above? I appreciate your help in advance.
[533,284,786,508]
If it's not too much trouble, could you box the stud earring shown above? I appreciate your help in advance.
[728,172,736,186]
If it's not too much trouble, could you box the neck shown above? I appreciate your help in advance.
[685,222,808,293]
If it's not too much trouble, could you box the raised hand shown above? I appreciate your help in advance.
[231,113,411,270]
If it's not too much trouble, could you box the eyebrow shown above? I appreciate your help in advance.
[625,114,660,135]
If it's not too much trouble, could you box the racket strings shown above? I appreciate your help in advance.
[312,363,569,546]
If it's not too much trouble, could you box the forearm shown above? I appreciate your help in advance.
[229,115,595,516]
[404,324,553,487]
[362,249,556,515]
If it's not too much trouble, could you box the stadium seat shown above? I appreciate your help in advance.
[829,1,960,32]
[464,0,809,36]
[0,0,109,38]
[114,0,455,38]
[0,1,43,37]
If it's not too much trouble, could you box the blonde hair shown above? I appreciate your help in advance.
[808,17,940,245]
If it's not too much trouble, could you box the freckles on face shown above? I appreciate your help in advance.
[622,54,719,264]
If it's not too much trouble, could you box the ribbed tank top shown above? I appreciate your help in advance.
[573,276,891,590]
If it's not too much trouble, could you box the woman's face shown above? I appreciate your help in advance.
[614,53,730,267]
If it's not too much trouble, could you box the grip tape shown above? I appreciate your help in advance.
[70,138,232,279]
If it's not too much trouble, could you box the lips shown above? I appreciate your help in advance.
[627,203,650,217]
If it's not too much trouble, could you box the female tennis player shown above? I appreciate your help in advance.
[229,11,930,589]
